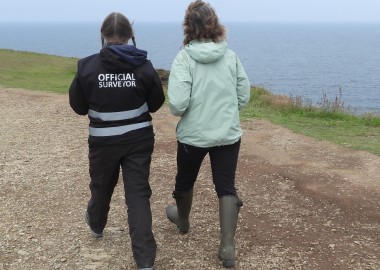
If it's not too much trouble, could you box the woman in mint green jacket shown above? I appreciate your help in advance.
[165,1,250,268]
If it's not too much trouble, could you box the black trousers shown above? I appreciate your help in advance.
[87,138,156,268]
[175,139,241,197]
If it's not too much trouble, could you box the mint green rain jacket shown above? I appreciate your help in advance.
[168,40,251,147]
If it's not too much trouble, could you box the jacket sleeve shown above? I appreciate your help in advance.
[146,63,165,113]
[236,56,251,110]
[69,71,89,115]
[168,51,192,117]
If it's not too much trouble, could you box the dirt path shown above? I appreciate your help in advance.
[1,88,379,270]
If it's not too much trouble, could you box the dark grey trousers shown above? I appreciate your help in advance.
[86,138,156,268]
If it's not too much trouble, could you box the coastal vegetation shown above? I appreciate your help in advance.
[241,87,380,155]
[1,49,379,155]
[0,49,76,93]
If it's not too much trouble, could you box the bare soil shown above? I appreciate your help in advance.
[0,88,379,270]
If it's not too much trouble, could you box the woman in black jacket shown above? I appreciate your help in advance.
[69,12,165,270]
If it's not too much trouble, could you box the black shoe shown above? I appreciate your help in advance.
[85,211,103,239]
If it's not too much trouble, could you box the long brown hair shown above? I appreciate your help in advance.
[183,0,226,45]
[100,12,135,47]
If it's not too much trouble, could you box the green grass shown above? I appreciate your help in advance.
[1,49,379,156]
[241,87,380,155]
[0,49,77,93]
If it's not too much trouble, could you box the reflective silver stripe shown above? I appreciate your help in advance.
[88,103,148,121]
[89,121,152,137]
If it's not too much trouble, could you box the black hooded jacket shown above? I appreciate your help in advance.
[69,45,165,146]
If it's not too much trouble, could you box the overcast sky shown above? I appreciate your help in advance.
[1,0,380,23]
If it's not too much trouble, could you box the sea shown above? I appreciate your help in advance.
[1,22,379,115]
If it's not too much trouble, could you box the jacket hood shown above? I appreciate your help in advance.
[107,45,147,66]
[184,40,227,64]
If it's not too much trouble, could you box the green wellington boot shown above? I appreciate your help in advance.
[165,189,193,233]
[218,195,243,268]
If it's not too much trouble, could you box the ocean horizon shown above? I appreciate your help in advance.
[0,22,379,114]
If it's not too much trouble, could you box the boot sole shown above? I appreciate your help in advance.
[222,260,235,268]
[218,255,235,268]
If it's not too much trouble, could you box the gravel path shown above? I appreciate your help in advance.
[1,88,379,269]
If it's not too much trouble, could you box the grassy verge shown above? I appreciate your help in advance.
[1,49,379,156]
[241,87,380,155]
[0,49,77,93]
